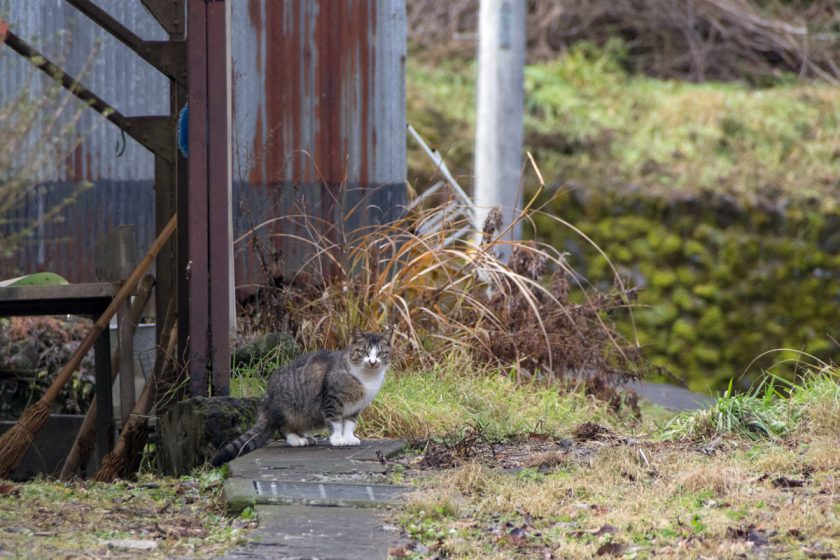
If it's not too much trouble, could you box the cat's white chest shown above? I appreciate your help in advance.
[345,367,387,416]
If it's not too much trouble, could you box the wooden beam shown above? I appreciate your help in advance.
[183,0,232,397]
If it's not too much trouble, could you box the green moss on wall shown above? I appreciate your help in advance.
[534,188,840,392]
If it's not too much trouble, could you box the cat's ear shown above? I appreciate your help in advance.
[383,323,394,340]
[352,327,365,342]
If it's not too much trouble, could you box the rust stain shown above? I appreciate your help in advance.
[247,0,263,71]
[64,142,84,182]
[253,1,378,186]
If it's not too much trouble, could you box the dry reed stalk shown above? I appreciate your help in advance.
[0,215,176,479]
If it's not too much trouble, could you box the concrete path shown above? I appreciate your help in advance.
[629,380,714,411]
[219,439,409,560]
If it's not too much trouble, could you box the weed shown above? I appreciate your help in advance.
[661,367,839,442]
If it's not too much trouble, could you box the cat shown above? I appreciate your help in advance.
[210,326,393,467]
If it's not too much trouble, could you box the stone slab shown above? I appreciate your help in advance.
[627,380,714,411]
[220,505,404,560]
[223,439,409,512]
[228,439,406,483]
[224,479,409,512]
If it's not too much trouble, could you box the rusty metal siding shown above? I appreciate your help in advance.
[1,0,406,288]
[231,0,407,287]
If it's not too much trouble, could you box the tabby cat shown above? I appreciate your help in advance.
[210,326,393,466]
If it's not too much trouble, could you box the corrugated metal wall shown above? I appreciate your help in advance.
[0,0,406,289]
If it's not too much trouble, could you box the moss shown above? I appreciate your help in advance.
[651,270,678,289]
[536,187,840,391]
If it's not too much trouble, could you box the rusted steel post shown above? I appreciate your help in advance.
[183,0,232,397]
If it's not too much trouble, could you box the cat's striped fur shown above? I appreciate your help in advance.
[210,327,392,467]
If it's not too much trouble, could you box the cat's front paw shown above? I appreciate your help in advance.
[286,433,311,447]
[345,434,361,446]
[329,433,348,446]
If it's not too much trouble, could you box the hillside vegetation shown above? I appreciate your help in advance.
[407,43,840,390]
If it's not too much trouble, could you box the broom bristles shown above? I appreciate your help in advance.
[0,400,51,479]
[93,417,149,483]
[93,448,126,483]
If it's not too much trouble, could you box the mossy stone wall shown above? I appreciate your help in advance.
[535,187,840,392]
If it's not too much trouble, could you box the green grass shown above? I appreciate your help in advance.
[362,357,653,441]
[230,351,662,442]
[0,471,252,559]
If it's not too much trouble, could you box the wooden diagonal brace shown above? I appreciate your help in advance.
[0,29,175,163]
[64,0,186,87]
[124,116,176,164]
[142,0,185,36]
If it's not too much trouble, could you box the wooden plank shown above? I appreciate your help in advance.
[94,326,114,464]
[0,283,120,316]
[117,303,135,425]
[185,0,210,396]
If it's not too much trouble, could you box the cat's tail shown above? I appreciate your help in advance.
[210,414,271,467]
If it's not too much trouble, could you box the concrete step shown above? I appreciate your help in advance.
[220,505,403,560]
[218,439,411,559]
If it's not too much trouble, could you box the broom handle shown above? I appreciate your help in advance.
[42,214,177,405]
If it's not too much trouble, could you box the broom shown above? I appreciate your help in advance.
[0,215,177,479]
[94,322,178,482]
[59,273,156,480]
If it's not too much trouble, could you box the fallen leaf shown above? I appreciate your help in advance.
[573,422,614,442]
[772,476,806,489]
[596,541,626,556]
[508,526,528,546]
[103,539,159,551]
[726,525,769,547]
[788,528,805,540]
[387,546,410,558]
[802,548,836,559]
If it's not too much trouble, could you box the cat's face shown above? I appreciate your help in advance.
[348,326,393,371]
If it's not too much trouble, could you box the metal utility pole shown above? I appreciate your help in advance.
[473,0,525,261]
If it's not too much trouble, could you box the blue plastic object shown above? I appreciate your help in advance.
[177,104,189,158]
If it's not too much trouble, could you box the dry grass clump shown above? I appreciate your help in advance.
[673,464,745,496]
[662,366,840,442]
[236,185,645,394]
